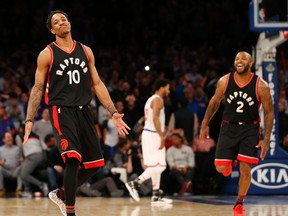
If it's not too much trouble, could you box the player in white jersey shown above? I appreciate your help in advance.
[125,79,172,204]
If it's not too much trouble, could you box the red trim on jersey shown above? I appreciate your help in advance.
[45,46,53,104]
[81,43,90,62]
[52,106,63,135]
[52,40,76,54]
[237,154,259,164]
[47,45,54,72]
[223,73,230,93]
[214,159,232,166]
[256,76,261,101]
[83,159,105,169]
[234,72,254,88]
[44,82,49,105]
[61,151,82,163]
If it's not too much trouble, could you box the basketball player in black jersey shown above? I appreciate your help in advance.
[23,10,130,216]
[200,51,274,214]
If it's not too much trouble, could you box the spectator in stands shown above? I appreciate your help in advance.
[192,83,208,124]
[0,102,16,146]
[192,133,219,194]
[19,132,49,198]
[4,92,25,130]
[44,134,64,191]
[102,100,125,161]
[32,108,53,143]
[15,124,25,146]
[123,93,142,136]
[202,65,219,100]
[107,138,151,196]
[168,99,199,145]
[189,64,203,84]
[98,104,109,126]
[279,98,288,150]
[166,133,195,196]
[0,131,23,197]
[78,175,124,198]
[109,138,133,185]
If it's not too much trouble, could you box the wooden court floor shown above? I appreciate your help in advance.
[0,195,287,216]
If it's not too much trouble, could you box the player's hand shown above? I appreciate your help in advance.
[23,121,33,144]
[112,113,130,136]
[54,165,64,173]
[158,136,165,150]
[199,126,210,143]
[256,139,269,160]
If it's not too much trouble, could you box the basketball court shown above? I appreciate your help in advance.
[0,195,287,216]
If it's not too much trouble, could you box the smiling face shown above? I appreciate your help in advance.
[234,52,253,74]
[50,13,71,37]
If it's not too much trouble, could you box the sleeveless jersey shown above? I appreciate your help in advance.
[222,72,260,123]
[45,41,92,106]
[143,95,165,132]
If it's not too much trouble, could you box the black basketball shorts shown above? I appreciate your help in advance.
[215,122,260,166]
[49,105,104,169]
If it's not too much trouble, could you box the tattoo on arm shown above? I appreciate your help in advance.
[26,83,44,121]
[202,79,224,126]
[203,98,220,124]
[106,103,118,115]
[259,82,274,145]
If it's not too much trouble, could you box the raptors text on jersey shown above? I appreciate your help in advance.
[45,41,92,106]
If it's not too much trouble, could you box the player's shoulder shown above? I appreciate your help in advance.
[78,41,91,51]
[256,76,269,91]
[217,73,230,86]
[37,46,51,62]
[219,73,230,81]
[79,42,93,61]
[150,95,163,107]
[256,76,271,99]
[152,94,163,102]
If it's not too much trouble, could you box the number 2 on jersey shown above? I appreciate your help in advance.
[236,101,244,113]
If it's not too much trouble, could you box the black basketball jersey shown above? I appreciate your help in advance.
[44,41,92,106]
[222,72,260,123]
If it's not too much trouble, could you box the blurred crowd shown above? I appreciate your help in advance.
[0,0,288,198]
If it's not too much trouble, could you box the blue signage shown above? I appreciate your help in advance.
[262,59,288,158]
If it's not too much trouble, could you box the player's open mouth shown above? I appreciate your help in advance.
[236,64,244,69]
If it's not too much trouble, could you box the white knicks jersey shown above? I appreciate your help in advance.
[143,94,165,132]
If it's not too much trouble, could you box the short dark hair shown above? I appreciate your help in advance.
[116,138,129,149]
[153,79,169,91]
[44,134,54,143]
[46,10,70,31]
[171,133,183,142]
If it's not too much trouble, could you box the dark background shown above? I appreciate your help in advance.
[0,0,260,60]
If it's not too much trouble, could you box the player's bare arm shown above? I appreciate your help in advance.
[152,97,165,149]
[256,79,274,160]
[23,48,50,144]
[86,46,130,135]
[193,114,199,137]
[199,75,227,140]
[86,46,117,114]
